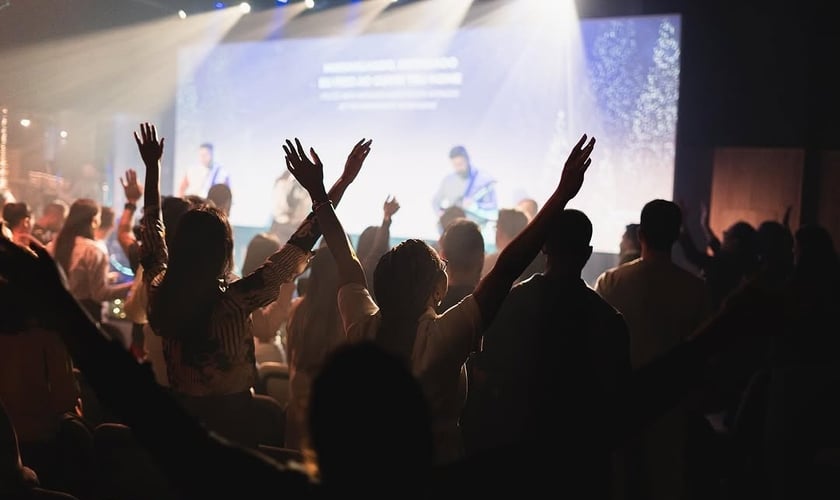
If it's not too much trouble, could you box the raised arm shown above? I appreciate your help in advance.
[284,138,371,288]
[676,200,712,270]
[472,134,595,326]
[699,202,722,255]
[283,138,370,253]
[0,238,315,498]
[678,229,711,270]
[136,124,162,214]
[117,169,142,262]
[782,205,792,229]
[134,124,167,285]
[226,139,372,312]
[360,196,399,274]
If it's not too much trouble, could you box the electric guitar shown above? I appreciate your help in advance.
[440,181,498,227]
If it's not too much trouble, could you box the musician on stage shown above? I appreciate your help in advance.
[432,145,498,230]
[177,143,231,198]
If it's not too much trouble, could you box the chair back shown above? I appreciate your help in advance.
[257,362,291,409]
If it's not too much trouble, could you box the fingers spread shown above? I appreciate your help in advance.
[310,148,322,166]
[294,138,306,159]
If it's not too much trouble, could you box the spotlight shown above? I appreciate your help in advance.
[214,2,224,9]
[19,118,31,127]
[178,9,187,19]
[59,130,68,139]
[304,0,314,8]
[239,2,250,13]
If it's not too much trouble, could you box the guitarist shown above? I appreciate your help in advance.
[432,145,498,231]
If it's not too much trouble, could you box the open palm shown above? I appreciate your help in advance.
[283,138,325,199]
[133,122,164,167]
[343,138,372,184]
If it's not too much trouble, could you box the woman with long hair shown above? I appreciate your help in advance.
[284,243,345,450]
[49,198,132,322]
[133,124,369,444]
[284,134,595,463]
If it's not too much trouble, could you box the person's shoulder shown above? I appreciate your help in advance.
[582,283,624,317]
[596,260,637,285]
[498,274,545,308]
[77,236,105,254]
[669,261,706,287]
[511,273,544,293]
[337,282,378,314]
[474,168,495,184]
[441,171,460,183]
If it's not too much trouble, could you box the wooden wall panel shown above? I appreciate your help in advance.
[818,151,840,248]
[710,148,804,236]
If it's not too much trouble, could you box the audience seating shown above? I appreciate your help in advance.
[256,362,291,409]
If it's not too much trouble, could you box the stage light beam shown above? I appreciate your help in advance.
[304,0,315,9]
[239,2,251,13]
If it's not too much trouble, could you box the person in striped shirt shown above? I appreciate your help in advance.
[134,124,371,441]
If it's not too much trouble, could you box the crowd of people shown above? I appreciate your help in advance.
[0,123,839,500]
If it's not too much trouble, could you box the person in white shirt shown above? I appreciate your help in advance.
[594,199,713,500]
[284,134,596,464]
[48,199,132,324]
[177,143,231,198]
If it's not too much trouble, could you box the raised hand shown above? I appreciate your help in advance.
[133,123,164,168]
[283,138,326,201]
[556,134,596,200]
[383,195,400,221]
[700,202,711,229]
[342,138,372,185]
[120,169,143,204]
